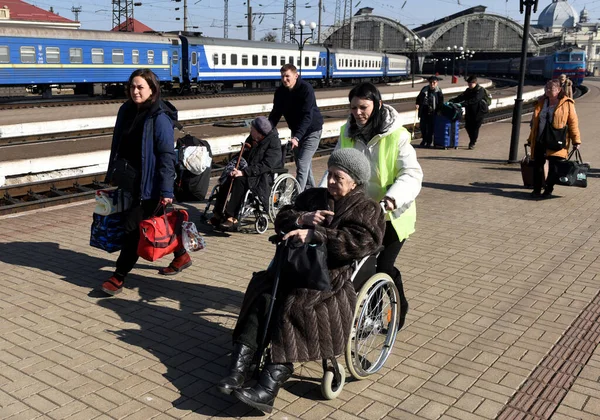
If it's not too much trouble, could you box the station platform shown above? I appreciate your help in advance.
[0,80,598,419]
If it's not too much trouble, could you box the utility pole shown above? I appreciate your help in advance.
[71,6,82,22]
[282,0,296,43]
[317,0,322,43]
[247,0,252,40]
[508,0,539,163]
[183,0,187,31]
[224,0,229,38]
[112,0,134,32]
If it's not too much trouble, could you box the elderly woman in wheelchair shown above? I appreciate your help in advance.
[209,116,283,231]
[217,148,387,413]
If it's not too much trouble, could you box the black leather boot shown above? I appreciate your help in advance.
[392,268,409,332]
[233,362,293,413]
[217,342,255,395]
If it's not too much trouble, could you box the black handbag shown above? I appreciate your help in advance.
[269,241,331,291]
[539,101,568,151]
[106,158,140,193]
[553,149,589,188]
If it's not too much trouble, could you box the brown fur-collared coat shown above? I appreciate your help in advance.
[233,187,385,364]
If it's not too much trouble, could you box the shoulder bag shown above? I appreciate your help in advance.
[539,100,568,151]
[552,149,590,188]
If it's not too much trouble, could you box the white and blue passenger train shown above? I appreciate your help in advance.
[0,26,410,95]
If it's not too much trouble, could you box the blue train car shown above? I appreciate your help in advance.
[0,26,181,94]
[550,48,586,85]
[385,53,410,80]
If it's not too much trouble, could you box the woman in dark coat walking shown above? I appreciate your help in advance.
[210,116,282,231]
[218,148,386,413]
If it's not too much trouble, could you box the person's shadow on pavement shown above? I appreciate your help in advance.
[0,241,256,417]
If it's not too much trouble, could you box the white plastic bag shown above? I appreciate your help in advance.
[183,146,212,175]
[182,221,205,252]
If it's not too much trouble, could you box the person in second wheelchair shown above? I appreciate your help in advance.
[218,148,385,413]
[210,116,282,231]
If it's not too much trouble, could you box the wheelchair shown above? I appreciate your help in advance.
[257,240,400,400]
[202,168,301,234]
[320,256,400,399]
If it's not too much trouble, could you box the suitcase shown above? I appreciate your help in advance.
[521,144,548,187]
[434,115,459,149]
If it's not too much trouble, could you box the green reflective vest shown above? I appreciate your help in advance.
[339,124,416,241]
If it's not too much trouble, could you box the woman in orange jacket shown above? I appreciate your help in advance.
[527,79,581,198]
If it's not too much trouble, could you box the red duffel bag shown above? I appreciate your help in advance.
[138,205,189,262]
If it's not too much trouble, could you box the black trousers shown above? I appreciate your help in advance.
[420,114,436,146]
[376,221,406,291]
[532,145,561,193]
[214,176,249,218]
[465,117,483,146]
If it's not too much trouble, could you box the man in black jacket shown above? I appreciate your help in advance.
[415,76,444,148]
[450,75,486,149]
[212,116,282,231]
[268,64,323,191]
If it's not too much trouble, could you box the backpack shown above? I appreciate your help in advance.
[480,87,492,113]
[175,133,213,202]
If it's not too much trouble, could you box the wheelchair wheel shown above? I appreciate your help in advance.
[268,174,301,222]
[202,184,219,220]
[321,362,345,400]
[254,213,269,234]
[345,273,399,380]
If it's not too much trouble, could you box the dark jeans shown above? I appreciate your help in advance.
[465,117,483,146]
[115,199,185,277]
[533,145,561,193]
[420,114,436,146]
[214,176,249,218]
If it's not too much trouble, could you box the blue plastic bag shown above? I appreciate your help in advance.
[90,213,125,253]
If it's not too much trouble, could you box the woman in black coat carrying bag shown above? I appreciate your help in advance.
[217,149,386,413]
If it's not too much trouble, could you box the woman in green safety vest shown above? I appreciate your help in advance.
[320,82,423,331]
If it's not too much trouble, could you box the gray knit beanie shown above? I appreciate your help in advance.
[327,148,371,185]
[251,116,272,136]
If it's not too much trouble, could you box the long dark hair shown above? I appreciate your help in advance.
[126,68,161,104]
[348,82,384,138]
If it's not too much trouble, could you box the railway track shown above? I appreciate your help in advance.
[0,103,528,216]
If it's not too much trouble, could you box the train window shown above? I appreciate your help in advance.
[46,47,60,64]
[262,55,268,66]
[231,54,237,65]
[112,49,124,64]
[280,56,285,66]
[162,50,168,64]
[69,48,82,64]
[172,51,179,64]
[0,46,9,63]
[556,53,570,62]
[305,56,309,66]
[222,53,226,65]
[312,57,316,66]
[20,46,35,64]
[242,55,248,65]
[572,53,584,62]
[191,51,197,65]
[289,56,293,64]
[345,59,348,67]
[252,55,258,65]
[147,50,154,64]
[272,55,277,66]
[91,48,104,64]
[132,49,139,64]
[213,53,219,66]
[297,56,301,66]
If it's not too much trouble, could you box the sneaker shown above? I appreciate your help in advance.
[159,252,192,276]
[101,276,124,296]
[468,143,475,150]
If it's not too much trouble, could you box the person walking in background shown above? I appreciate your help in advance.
[320,82,423,332]
[449,75,486,150]
[527,79,581,199]
[415,76,444,148]
[102,69,191,295]
[558,74,574,99]
[268,64,323,191]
